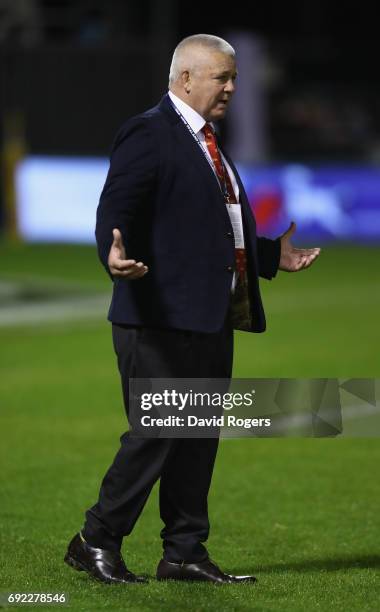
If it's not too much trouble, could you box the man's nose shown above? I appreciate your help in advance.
[224,78,235,94]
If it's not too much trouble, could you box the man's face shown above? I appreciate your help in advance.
[186,50,237,121]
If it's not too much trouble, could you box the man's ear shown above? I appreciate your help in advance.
[181,70,191,94]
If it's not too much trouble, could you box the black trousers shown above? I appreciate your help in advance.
[82,314,233,563]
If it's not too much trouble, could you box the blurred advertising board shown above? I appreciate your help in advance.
[15,157,380,243]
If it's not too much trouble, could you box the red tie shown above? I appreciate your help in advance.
[201,124,247,277]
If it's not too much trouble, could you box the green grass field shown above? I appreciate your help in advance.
[1,241,379,611]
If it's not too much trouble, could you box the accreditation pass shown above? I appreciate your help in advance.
[226,203,244,248]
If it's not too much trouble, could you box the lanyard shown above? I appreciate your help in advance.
[169,100,232,203]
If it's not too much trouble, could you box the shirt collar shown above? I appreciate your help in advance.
[168,90,215,135]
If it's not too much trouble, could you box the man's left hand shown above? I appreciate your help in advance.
[279,221,321,272]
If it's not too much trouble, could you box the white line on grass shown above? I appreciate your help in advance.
[0,293,109,326]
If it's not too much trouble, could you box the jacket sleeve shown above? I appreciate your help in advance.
[256,236,281,280]
[95,117,158,279]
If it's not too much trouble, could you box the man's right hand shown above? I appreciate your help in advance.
[108,228,148,279]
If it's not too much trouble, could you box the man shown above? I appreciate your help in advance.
[64,34,320,585]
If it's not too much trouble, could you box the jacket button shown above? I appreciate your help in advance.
[227,231,233,237]
[227,266,233,272]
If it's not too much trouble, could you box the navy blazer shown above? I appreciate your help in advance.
[95,94,280,333]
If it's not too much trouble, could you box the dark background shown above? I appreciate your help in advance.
[1,0,380,157]
[1,0,380,230]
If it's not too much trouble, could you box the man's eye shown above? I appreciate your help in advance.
[216,75,237,83]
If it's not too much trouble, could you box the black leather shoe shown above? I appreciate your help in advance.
[64,533,148,584]
[156,558,257,584]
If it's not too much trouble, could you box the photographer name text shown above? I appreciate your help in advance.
[139,415,271,429]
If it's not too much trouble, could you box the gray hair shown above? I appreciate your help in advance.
[168,34,235,85]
